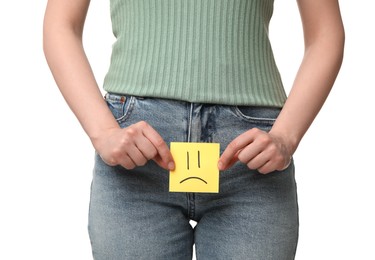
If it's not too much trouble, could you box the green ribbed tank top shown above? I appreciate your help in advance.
[103,0,287,107]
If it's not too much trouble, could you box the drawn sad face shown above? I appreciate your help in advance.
[169,142,220,193]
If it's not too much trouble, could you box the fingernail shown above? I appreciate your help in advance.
[168,162,175,171]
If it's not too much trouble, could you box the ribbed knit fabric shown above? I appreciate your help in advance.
[103,0,287,107]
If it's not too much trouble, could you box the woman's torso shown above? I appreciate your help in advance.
[104,0,286,107]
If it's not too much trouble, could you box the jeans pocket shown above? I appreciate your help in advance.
[104,93,135,123]
[231,106,281,131]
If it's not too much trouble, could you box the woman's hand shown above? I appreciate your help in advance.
[43,0,175,171]
[218,128,292,174]
[93,121,175,171]
[218,0,344,174]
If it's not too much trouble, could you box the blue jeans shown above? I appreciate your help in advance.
[88,93,299,260]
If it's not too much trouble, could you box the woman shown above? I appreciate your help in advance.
[43,0,344,259]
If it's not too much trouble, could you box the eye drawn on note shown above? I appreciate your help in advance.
[169,142,220,193]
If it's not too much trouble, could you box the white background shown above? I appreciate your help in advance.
[0,1,374,259]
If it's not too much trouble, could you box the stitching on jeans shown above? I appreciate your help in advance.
[116,96,136,124]
[231,106,278,124]
[187,193,195,220]
[187,103,193,142]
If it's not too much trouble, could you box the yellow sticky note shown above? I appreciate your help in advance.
[169,142,220,193]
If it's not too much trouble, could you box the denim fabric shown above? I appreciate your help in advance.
[88,93,299,260]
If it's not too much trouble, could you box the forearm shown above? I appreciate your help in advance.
[43,19,119,144]
[270,27,345,154]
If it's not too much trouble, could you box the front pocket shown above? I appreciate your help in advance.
[231,106,281,130]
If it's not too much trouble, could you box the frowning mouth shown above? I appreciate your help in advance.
[180,177,208,184]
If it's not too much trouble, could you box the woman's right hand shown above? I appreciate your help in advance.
[93,121,175,171]
[43,1,174,171]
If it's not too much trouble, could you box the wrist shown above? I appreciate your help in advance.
[269,127,300,156]
[88,124,120,150]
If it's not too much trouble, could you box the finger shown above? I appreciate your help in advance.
[118,154,137,170]
[219,129,260,170]
[140,122,175,170]
[126,145,148,166]
[257,160,275,174]
[245,152,270,171]
[236,143,262,165]
[219,139,251,170]
[218,150,240,170]
[255,151,288,174]
[134,137,158,160]
[152,154,170,170]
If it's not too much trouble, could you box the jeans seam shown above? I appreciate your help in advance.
[187,103,193,142]
[187,193,196,220]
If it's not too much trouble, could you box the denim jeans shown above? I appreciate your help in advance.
[88,93,299,260]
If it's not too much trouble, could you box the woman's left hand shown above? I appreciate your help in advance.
[218,128,292,174]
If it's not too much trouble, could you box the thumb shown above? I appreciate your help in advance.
[153,155,175,171]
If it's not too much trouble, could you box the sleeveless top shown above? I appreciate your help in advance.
[103,0,286,107]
